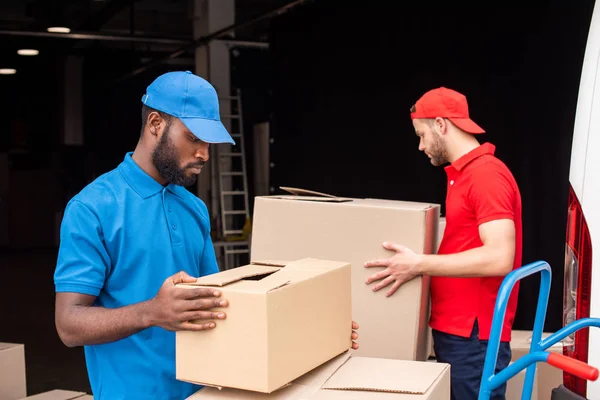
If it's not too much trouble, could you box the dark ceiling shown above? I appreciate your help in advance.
[0,0,295,38]
[0,0,299,78]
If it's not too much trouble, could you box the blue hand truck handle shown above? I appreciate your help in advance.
[479,260,600,400]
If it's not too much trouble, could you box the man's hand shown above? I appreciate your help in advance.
[147,271,229,332]
[351,321,359,350]
[364,242,422,297]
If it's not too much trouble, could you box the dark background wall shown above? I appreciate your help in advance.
[266,0,596,332]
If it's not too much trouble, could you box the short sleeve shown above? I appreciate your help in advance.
[468,164,516,226]
[54,199,111,296]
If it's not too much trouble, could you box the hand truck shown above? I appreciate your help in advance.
[479,260,600,400]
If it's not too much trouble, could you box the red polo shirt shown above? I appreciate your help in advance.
[431,142,522,342]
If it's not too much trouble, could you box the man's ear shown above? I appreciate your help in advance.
[147,112,163,137]
[434,117,447,135]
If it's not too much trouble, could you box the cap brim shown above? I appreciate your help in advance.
[179,117,236,145]
[448,117,485,134]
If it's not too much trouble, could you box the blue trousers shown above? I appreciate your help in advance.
[432,320,512,400]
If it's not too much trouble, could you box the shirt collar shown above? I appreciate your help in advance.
[118,152,186,199]
[445,142,496,173]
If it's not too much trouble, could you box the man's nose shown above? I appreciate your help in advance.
[196,144,210,162]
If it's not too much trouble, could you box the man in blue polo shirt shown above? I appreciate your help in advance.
[54,71,359,400]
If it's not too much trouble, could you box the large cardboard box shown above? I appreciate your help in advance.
[509,330,564,400]
[188,351,450,399]
[505,362,539,400]
[0,342,26,400]
[250,188,440,361]
[176,258,352,393]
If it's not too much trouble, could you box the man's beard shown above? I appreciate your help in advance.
[152,126,204,187]
[429,134,450,167]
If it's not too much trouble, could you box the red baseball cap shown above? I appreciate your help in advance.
[410,87,485,134]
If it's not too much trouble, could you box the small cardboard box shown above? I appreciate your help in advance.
[506,362,539,400]
[251,188,440,361]
[187,351,450,399]
[509,330,564,400]
[0,342,26,400]
[176,258,352,393]
[18,390,89,400]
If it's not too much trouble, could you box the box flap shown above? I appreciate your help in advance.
[321,357,448,394]
[189,265,281,287]
[274,187,353,203]
[0,342,21,352]
[182,258,347,292]
[250,260,290,267]
[280,186,337,197]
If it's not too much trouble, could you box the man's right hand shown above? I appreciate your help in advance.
[147,271,229,332]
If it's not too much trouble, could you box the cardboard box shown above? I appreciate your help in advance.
[0,342,26,400]
[505,361,539,400]
[436,217,446,253]
[510,330,564,400]
[187,351,450,399]
[428,216,446,358]
[18,390,89,400]
[250,188,440,361]
[176,258,352,393]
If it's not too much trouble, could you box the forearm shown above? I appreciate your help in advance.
[417,245,513,278]
[58,300,154,347]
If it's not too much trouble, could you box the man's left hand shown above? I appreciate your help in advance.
[351,321,359,350]
[364,242,422,297]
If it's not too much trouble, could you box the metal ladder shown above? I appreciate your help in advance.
[217,88,251,270]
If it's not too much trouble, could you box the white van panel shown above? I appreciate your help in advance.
[571,2,600,397]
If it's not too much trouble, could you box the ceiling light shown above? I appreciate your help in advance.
[0,69,17,75]
[17,49,39,56]
[47,27,71,33]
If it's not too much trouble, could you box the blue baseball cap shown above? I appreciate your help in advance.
[141,71,235,145]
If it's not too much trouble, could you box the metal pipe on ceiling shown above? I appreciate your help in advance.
[219,39,269,49]
[0,29,189,45]
[116,0,315,82]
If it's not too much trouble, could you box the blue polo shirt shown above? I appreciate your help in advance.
[54,152,219,400]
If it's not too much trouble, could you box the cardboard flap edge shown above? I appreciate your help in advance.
[0,342,22,351]
[321,358,449,395]
[250,259,290,267]
[321,387,425,394]
[184,265,281,287]
[280,186,337,198]
[273,187,353,202]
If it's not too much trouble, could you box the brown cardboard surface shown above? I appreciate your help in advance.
[188,352,450,399]
[250,192,440,361]
[186,352,354,399]
[0,342,26,400]
[18,390,88,400]
[192,264,282,287]
[505,362,539,400]
[321,357,447,394]
[313,358,450,400]
[510,330,564,400]
[176,258,352,393]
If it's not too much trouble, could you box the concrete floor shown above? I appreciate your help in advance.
[1,249,91,396]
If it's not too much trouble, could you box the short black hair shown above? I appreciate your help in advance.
[140,104,173,136]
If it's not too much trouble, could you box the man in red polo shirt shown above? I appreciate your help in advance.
[365,87,523,400]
